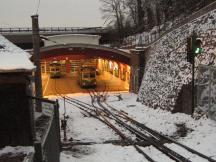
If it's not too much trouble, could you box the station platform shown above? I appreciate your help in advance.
[42,71,129,96]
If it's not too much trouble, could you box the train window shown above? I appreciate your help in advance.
[90,73,95,78]
[83,73,89,78]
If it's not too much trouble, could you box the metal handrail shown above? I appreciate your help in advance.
[0,27,106,33]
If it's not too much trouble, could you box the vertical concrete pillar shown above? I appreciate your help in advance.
[129,49,146,93]
[66,59,71,74]
[118,62,120,78]
[44,61,47,74]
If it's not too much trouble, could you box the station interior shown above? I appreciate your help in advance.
[41,57,130,96]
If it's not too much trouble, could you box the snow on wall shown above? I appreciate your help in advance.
[0,35,35,72]
[138,9,216,111]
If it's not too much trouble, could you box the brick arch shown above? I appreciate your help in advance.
[40,43,131,65]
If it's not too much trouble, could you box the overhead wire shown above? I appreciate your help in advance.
[35,0,41,15]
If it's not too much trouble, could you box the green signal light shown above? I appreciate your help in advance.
[195,47,203,54]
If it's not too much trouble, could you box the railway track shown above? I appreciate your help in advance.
[61,88,187,162]
[53,80,156,161]
[52,80,216,162]
[89,90,216,162]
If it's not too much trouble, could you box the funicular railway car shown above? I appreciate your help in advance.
[78,65,97,88]
[49,61,61,78]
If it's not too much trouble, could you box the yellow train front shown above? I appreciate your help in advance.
[49,62,61,78]
[78,65,97,88]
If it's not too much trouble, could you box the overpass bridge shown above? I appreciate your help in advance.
[0,27,107,35]
[0,27,111,49]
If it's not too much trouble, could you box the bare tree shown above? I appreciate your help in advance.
[124,0,144,31]
[100,0,213,41]
[100,0,126,41]
[136,0,143,27]
[125,0,137,27]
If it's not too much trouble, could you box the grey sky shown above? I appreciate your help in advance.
[0,0,104,27]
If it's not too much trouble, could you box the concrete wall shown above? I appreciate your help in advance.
[129,49,146,94]
[138,8,216,113]
[44,34,101,46]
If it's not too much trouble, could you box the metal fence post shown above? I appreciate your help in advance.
[197,66,201,108]
[209,67,212,113]
[54,99,61,151]
[34,142,43,162]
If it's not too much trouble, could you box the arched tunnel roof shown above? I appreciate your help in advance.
[40,43,132,65]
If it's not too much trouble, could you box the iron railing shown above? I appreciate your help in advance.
[0,27,107,34]
[29,96,61,162]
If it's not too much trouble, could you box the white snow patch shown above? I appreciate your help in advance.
[61,144,145,162]
[45,92,216,162]
[0,35,34,71]
[0,146,34,156]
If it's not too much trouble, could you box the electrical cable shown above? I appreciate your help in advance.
[36,0,41,15]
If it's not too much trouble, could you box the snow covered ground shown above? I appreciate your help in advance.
[0,146,34,162]
[47,92,216,162]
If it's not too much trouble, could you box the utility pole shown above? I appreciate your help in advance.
[32,15,42,112]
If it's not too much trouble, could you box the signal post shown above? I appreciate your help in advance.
[187,32,203,114]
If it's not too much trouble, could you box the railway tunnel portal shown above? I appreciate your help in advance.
[39,34,144,96]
